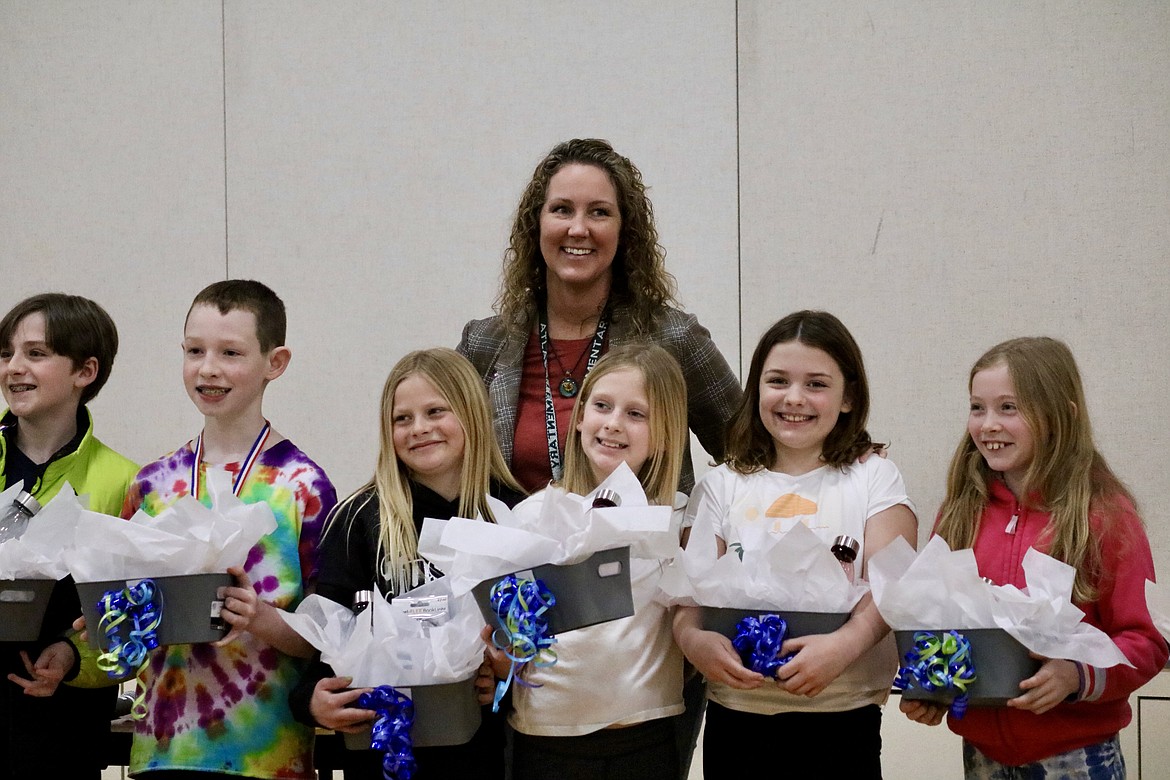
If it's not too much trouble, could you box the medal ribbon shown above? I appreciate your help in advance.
[536,307,609,481]
[190,420,271,499]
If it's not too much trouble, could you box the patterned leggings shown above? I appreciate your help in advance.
[963,736,1125,779]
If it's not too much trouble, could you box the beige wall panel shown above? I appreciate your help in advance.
[223,1,740,494]
[738,2,1170,585]
[0,1,228,469]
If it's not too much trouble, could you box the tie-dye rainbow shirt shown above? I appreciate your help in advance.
[121,438,336,779]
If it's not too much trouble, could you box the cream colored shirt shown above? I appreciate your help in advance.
[503,490,685,736]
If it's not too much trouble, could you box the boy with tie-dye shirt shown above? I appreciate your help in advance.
[122,280,336,779]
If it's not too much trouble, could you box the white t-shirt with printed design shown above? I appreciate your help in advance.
[685,457,915,714]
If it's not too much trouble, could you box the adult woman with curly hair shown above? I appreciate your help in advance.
[458,138,741,495]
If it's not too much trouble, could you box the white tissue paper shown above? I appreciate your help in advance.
[63,469,277,583]
[280,576,483,688]
[1144,580,1170,646]
[658,515,868,614]
[869,535,1131,668]
[417,462,677,596]
[0,484,94,579]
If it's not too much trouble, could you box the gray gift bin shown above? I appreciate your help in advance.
[473,546,634,635]
[0,578,57,641]
[702,607,850,640]
[77,572,232,650]
[343,675,482,750]
[895,628,1042,706]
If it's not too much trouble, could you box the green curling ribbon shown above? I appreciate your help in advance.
[894,629,977,719]
[95,579,164,719]
[487,574,558,712]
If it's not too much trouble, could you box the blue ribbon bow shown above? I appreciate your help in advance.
[487,574,558,712]
[95,579,164,719]
[732,613,795,678]
[356,685,417,780]
[894,630,978,719]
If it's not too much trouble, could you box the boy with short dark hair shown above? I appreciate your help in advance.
[0,292,139,780]
[122,280,336,779]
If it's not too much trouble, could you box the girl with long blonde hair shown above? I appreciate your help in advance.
[902,336,1168,778]
[290,348,523,779]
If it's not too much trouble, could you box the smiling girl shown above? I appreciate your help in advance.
[498,343,689,780]
[289,348,523,779]
[673,310,917,779]
[902,337,1168,779]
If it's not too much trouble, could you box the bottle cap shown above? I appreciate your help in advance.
[830,534,860,562]
[352,590,374,614]
[13,491,40,517]
[592,489,621,509]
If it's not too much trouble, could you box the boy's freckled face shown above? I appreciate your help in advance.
[0,312,92,425]
[182,305,275,421]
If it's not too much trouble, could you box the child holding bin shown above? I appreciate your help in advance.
[122,280,337,779]
[288,348,523,779]
[491,343,690,780]
[673,310,917,779]
[900,337,1168,778]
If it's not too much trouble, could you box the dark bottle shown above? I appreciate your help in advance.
[831,534,860,582]
[591,489,621,509]
[0,490,40,543]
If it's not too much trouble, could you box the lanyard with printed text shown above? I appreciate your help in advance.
[537,307,608,482]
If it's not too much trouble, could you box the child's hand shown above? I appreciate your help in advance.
[310,676,375,733]
[215,565,263,646]
[480,624,512,680]
[898,696,948,726]
[1008,656,1079,714]
[475,656,497,706]
[7,644,73,697]
[677,626,765,689]
[776,633,853,697]
[72,615,88,643]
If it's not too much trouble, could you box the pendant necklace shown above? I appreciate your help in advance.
[537,305,610,481]
[547,338,592,398]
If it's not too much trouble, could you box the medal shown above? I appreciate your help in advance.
[559,376,579,398]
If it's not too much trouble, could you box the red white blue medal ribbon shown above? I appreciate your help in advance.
[190,420,271,499]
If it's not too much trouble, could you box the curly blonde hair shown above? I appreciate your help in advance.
[495,139,678,335]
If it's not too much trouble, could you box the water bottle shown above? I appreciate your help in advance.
[831,534,860,582]
[0,490,40,543]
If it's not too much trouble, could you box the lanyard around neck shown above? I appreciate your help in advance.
[190,420,271,499]
[537,307,609,482]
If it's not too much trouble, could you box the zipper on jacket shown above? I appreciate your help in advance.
[1005,499,1020,534]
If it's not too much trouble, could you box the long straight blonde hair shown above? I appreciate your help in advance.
[560,344,687,506]
[935,337,1135,602]
[329,348,521,595]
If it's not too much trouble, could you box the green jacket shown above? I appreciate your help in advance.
[0,407,139,687]
[0,408,138,516]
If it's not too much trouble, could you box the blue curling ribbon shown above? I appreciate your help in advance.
[487,574,558,712]
[355,686,417,780]
[95,579,164,719]
[731,614,795,678]
[894,630,977,719]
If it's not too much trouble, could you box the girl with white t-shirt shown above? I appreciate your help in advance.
[673,310,917,779]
